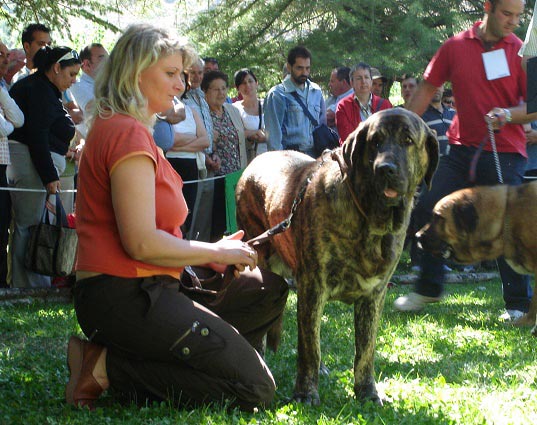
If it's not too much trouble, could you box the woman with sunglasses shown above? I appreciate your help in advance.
[7,46,80,288]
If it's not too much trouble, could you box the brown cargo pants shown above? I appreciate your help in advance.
[72,267,289,410]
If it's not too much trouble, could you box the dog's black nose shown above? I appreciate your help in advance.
[376,162,397,177]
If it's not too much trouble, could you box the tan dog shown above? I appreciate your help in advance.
[416,182,537,333]
[235,109,439,405]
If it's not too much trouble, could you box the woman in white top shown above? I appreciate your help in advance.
[0,40,24,287]
[232,69,266,162]
[164,72,209,234]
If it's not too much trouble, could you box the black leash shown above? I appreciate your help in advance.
[246,155,327,247]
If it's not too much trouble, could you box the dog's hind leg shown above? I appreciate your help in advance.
[352,286,387,405]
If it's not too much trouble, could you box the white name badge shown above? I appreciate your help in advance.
[482,49,511,80]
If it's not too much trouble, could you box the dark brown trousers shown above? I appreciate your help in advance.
[72,268,288,410]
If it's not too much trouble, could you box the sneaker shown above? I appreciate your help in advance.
[393,292,442,312]
[498,309,525,322]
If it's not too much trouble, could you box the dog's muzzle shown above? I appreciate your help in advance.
[416,229,454,260]
[418,239,453,259]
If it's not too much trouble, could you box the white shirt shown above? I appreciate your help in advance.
[0,86,24,165]
[233,100,263,131]
[166,104,198,159]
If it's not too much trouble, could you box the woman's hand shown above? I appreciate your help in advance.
[254,129,266,142]
[205,153,221,172]
[46,180,61,194]
[206,230,258,277]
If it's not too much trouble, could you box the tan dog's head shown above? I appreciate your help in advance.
[342,108,439,234]
[416,186,507,264]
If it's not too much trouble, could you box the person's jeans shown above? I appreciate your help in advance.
[413,145,532,312]
[6,142,65,288]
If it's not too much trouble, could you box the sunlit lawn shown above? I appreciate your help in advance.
[1,271,536,424]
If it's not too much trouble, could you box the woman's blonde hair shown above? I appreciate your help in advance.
[93,23,196,128]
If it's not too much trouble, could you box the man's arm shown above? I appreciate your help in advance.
[264,89,285,151]
[335,100,356,143]
[486,104,537,128]
[318,95,327,125]
[407,80,438,116]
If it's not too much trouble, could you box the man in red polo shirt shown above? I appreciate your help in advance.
[335,62,392,143]
[394,0,532,321]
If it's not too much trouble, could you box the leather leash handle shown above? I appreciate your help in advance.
[221,219,292,286]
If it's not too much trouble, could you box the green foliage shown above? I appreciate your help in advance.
[1,276,537,424]
[184,0,536,92]
[0,0,122,35]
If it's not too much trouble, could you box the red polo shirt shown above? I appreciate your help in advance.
[424,21,527,156]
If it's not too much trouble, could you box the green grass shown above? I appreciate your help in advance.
[1,275,537,424]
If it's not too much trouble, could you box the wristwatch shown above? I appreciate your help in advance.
[503,108,512,123]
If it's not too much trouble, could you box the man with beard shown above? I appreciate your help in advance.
[264,46,326,157]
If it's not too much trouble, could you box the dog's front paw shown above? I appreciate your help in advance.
[292,390,320,406]
[354,383,383,406]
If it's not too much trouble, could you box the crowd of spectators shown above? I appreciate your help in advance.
[1,0,536,315]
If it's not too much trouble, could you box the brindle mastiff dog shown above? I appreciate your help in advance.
[416,182,537,334]
[235,109,439,405]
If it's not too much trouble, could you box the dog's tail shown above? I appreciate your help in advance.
[267,314,284,352]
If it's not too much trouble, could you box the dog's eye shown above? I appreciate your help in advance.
[405,136,414,145]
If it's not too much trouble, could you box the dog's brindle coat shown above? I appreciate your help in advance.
[417,182,537,334]
[235,109,439,405]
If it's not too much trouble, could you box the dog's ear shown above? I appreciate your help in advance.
[424,127,439,190]
[343,122,368,173]
[452,201,478,234]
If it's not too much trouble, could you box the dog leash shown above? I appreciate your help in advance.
[469,120,504,184]
[247,149,367,251]
[246,156,328,247]
[486,119,504,184]
[221,155,328,284]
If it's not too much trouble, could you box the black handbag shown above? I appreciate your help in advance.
[25,193,78,276]
[290,91,339,156]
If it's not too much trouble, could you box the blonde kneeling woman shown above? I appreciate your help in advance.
[66,23,288,411]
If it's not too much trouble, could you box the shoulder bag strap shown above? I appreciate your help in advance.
[290,91,318,127]
[258,100,263,129]
[54,193,69,228]
[375,98,384,113]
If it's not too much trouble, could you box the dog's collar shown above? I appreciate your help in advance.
[330,150,367,220]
